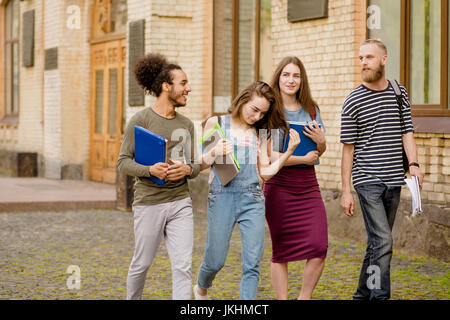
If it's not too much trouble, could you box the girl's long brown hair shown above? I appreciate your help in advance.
[227,81,289,136]
[270,56,319,118]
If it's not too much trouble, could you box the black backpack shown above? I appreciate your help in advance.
[388,79,410,173]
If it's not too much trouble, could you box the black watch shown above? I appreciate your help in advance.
[409,162,420,168]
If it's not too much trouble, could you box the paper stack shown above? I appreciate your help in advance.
[404,176,423,217]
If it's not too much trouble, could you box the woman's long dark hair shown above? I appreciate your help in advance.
[270,56,319,118]
[227,81,289,136]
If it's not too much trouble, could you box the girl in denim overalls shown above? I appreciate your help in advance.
[194,81,300,300]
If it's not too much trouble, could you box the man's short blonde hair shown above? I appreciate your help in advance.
[361,39,387,55]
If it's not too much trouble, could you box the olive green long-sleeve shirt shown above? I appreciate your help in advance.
[117,107,201,206]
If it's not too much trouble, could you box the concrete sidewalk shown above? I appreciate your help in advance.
[0,177,116,212]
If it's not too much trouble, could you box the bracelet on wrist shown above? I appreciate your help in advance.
[409,162,420,168]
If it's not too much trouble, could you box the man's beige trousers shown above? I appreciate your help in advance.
[126,197,193,300]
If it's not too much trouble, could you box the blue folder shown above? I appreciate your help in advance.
[282,122,321,168]
[134,126,167,185]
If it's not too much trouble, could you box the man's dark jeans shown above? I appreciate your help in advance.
[353,183,401,300]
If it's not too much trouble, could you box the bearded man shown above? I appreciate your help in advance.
[339,39,424,300]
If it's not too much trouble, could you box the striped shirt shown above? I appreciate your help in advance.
[340,82,414,187]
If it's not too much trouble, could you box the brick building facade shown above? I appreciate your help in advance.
[0,0,448,259]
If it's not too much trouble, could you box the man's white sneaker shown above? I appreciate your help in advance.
[193,284,208,300]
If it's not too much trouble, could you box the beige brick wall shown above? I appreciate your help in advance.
[1,0,92,178]
[412,133,450,203]
[0,122,18,150]
[42,0,63,178]
[150,0,202,121]
[126,0,210,123]
[3,0,448,204]
[60,0,91,170]
[17,0,44,153]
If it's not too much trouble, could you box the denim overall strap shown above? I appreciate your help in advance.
[210,115,260,189]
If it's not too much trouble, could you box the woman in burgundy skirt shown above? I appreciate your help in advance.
[264,56,328,300]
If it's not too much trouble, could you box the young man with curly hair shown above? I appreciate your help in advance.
[117,53,200,300]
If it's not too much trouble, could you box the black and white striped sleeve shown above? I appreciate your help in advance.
[340,107,357,145]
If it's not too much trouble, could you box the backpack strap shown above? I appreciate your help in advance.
[389,80,403,110]
[388,79,405,126]
[389,79,410,172]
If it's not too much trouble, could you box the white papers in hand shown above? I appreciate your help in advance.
[404,176,423,217]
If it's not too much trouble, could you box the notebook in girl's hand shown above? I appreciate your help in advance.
[283,121,321,168]
[201,123,240,186]
[134,125,168,185]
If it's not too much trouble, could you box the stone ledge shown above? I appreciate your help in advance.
[425,204,450,227]
[0,200,117,212]
[61,164,83,180]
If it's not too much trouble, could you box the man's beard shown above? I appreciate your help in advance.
[169,89,186,108]
[362,63,384,83]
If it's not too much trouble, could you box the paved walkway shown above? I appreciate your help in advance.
[0,209,448,300]
[0,178,116,212]
[0,178,448,300]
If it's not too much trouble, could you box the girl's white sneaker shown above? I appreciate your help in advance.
[193,284,208,300]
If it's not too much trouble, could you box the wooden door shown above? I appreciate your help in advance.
[90,39,126,184]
